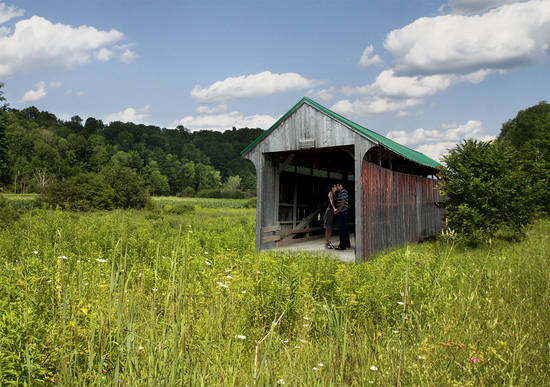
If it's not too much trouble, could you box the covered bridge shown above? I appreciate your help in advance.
[241,97,446,262]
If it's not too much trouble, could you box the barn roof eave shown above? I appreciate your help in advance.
[240,97,441,170]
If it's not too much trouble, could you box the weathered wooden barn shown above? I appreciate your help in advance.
[241,97,446,262]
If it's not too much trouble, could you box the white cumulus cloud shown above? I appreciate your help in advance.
[190,71,323,104]
[174,111,276,132]
[386,120,495,161]
[106,105,151,123]
[20,81,46,102]
[195,104,228,114]
[385,0,550,76]
[332,97,422,116]
[0,3,24,24]
[0,14,134,77]
[307,87,336,102]
[358,45,382,66]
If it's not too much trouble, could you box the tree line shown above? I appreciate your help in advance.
[0,83,262,200]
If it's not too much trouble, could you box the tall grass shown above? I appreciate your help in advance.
[0,205,549,385]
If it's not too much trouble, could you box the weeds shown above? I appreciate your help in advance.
[0,204,548,385]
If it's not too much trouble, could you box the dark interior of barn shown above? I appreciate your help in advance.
[266,145,356,245]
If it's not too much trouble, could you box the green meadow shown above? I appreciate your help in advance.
[1,197,549,386]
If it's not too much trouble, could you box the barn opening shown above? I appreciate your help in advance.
[265,145,355,249]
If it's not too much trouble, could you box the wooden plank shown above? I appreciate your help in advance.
[280,204,324,240]
[263,225,281,233]
[262,235,281,243]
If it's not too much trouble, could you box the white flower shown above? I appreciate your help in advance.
[138,346,144,351]
[47,279,52,283]
[234,334,246,340]
[294,345,301,349]
[225,269,232,273]
[397,301,404,305]
[77,260,81,263]
[418,355,425,360]
[392,330,400,334]
[318,363,324,367]
[205,251,209,255]
[241,290,247,294]
[205,260,211,266]
[303,316,311,320]
[96,258,107,263]
[368,381,374,384]
[226,275,233,279]
[152,288,158,292]
[58,255,67,260]
[282,339,289,343]
[313,367,319,371]
[370,365,378,371]
[33,251,38,254]
[216,281,228,289]
[277,378,285,385]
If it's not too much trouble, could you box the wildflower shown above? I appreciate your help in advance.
[368,381,374,384]
[234,335,246,340]
[313,367,319,371]
[294,345,301,349]
[205,260,211,266]
[33,251,38,254]
[418,355,425,360]
[205,251,209,255]
[283,339,289,343]
[471,357,479,364]
[47,279,52,283]
[241,290,246,294]
[138,346,144,351]
[277,378,285,385]
[225,269,232,273]
[77,260,81,263]
[58,255,67,260]
[152,288,158,292]
[370,365,378,371]
[96,258,107,263]
[303,316,311,321]
[226,275,233,279]
[397,301,404,305]
[392,330,399,334]
[216,281,228,289]
[318,363,324,367]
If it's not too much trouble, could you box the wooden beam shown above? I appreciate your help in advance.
[278,154,295,174]
[280,204,324,240]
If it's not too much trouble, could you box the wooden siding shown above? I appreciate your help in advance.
[361,161,445,258]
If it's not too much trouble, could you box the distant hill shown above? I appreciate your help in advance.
[0,104,264,195]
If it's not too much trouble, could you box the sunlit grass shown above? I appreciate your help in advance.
[0,203,548,385]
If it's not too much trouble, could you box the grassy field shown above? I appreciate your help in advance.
[0,196,549,385]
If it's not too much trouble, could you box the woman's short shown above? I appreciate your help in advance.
[323,207,335,230]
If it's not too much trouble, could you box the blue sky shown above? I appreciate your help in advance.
[1,0,549,160]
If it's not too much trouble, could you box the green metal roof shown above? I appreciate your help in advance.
[241,96,441,169]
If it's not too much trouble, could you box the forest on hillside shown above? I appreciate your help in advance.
[0,84,263,196]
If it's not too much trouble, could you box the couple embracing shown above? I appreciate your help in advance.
[323,182,351,251]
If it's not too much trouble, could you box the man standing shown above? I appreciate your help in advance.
[334,182,350,250]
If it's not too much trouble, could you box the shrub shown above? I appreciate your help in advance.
[101,165,149,209]
[439,140,537,245]
[0,195,20,228]
[164,203,195,215]
[41,172,115,211]
[244,197,257,208]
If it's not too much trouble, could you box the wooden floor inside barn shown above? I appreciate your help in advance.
[273,233,356,263]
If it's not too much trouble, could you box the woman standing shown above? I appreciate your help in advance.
[323,183,338,249]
